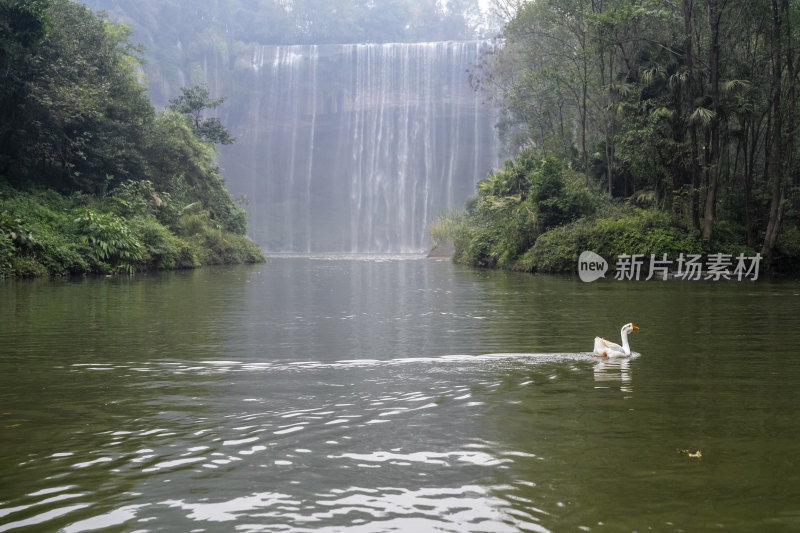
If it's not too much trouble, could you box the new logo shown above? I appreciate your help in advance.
[578,251,608,282]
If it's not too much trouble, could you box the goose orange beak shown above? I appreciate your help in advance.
[632,325,639,330]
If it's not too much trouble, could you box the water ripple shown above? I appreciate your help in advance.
[154,484,549,533]
[2,352,608,532]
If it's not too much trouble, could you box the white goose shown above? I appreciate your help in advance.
[593,323,639,357]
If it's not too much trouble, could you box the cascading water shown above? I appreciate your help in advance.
[221,41,499,253]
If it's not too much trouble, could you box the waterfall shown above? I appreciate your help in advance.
[221,41,498,253]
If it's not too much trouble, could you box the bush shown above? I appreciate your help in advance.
[73,209,142,273]
[589,208,704,260]
[1,176,263,278]
[710,219,757,258]
[451,150,598,269]
[1,195,89,276]
[522,219,595,272]
[131,216,195,270]
[523,208,706,273]
[10,255,49,278]
[457,225,499,268]
[0,210,39,251]
[38,243,89,276]
[778,225,800,257]
[178,210,264,266]
[0,233,13,278]
[428,209,467,247]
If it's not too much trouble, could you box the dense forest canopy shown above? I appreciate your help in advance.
[1,0,263,276]
[434,0,800,272]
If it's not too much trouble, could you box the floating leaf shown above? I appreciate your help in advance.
[679,448,702,459]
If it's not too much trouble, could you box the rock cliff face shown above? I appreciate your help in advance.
[218,42,499,253]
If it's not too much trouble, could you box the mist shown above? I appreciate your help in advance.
[81,0,504,252]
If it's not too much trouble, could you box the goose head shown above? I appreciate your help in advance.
[621,323,639,335]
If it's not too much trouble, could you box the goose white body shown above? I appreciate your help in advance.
[594,323,639,357]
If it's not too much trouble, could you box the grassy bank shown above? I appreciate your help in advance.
[429,150,800,275]
[1,184,263,279]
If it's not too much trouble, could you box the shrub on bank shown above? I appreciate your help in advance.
[0,185,263,278]
[131,215,196,270]
[519,208,706,273]
[179,211,264,266]
[429,143,794,275]
[433,151,597,269]
[428,147,752,274]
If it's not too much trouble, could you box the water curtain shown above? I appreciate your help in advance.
[222,41,498,253]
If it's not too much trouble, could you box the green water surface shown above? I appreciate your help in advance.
[1,256,799,532]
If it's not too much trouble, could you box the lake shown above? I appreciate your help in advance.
[1,255,799,532]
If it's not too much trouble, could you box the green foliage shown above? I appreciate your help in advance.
[0,205,88,276]
[1,188,85,276]
[708,220,757,258]
[451,149,598,269]
[10,254,49,277]
[518,220,595,273]
[474,0,800,265]
[589,209,705,261]
[0,0,50,49]
[453,224,503,268]
[144,111,248,235]
[168,85,235,145]
[0,0,51,175]
[529,158,596,231]
[1,0,258,275]
[178,210,264,266]
[6,0,154,192]
[778,226,800,258]
[0,184,262,278]
[0,211,38,250]
[0,231,13,277]
[444,143,733,274]
[110,179,163,218]
[523,209,705,274]
[0,1,264,278]
[73,209,142,273]
[130,215,195,270]
[427,209,467,248]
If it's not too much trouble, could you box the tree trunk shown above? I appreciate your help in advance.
[606,134,614,195]
[761,0,795,268]
[702,0,722,242]
[581,30,590,187]
[683,0,702,229]
[742,125,755,249]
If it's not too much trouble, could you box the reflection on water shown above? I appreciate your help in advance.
[2,257,800,532]
[593,357,633,392]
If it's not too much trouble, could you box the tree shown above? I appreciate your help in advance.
[483,0,596,170]
[0,0,51,176]
[476,0,800,269]
[1,0,153,192]
[701,0,727,243]
[761,0,797,266]
[168,84,235,146]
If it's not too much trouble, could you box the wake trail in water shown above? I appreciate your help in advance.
[68,351,633,376]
